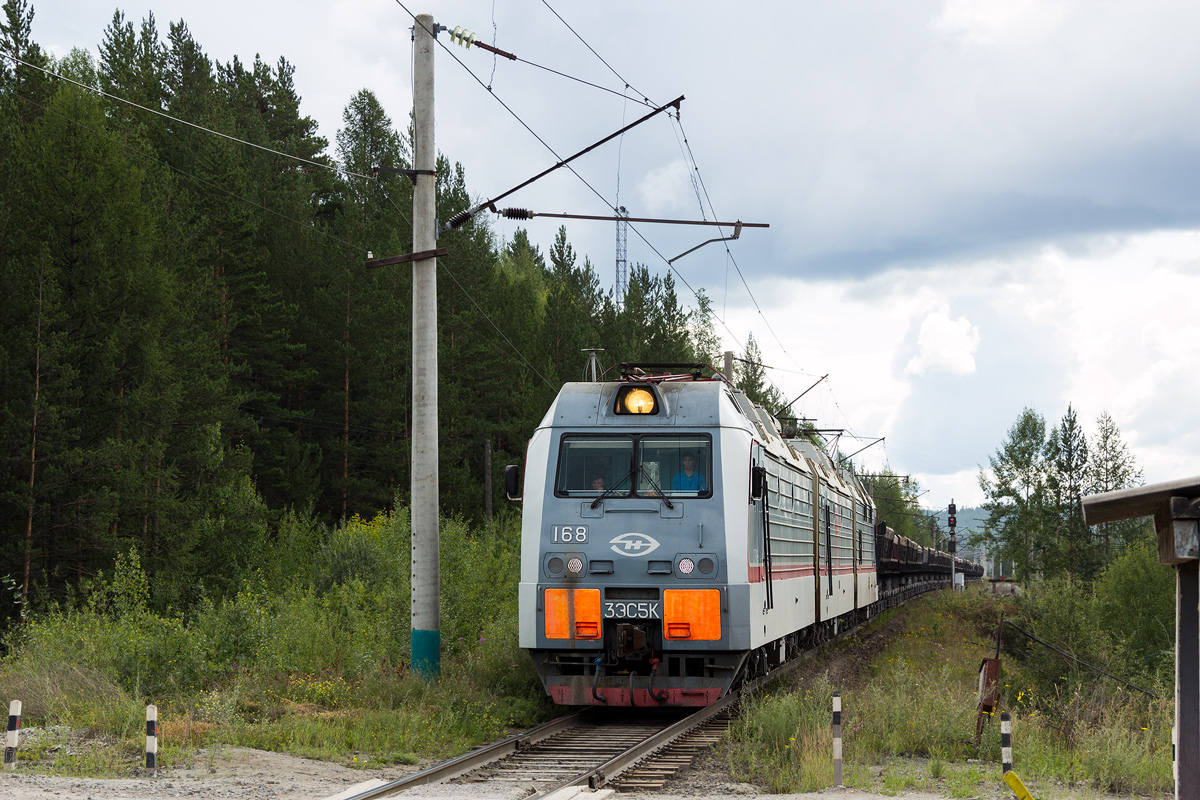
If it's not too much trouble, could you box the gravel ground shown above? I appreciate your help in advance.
[0,747,965,800]
[0,744,1072,800]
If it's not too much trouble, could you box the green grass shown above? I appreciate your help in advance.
[1,519,1178,795]
[725,587,1174,797]
[0,508,554,777]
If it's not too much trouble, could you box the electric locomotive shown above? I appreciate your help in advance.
[510,363,887,707]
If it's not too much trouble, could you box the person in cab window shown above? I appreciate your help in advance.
[671,452,706,492]
[591,475,605,491]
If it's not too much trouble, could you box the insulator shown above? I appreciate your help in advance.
[446,209,473,229]
[449,26,477,48]
[501,207,532,220]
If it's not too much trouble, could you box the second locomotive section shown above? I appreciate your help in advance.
[517,373,877,707]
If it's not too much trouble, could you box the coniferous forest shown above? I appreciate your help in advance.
[0,2,720,621]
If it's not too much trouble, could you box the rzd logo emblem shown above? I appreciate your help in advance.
[610,532,660,557]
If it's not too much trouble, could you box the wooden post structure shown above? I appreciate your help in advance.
[1083,476,1200,800]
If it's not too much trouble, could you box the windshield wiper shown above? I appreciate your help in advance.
[590,467,637,508]
[636,467,675,510]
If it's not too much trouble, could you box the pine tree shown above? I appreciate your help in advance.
[538,226,602,383]
[98,10,165,131]
[690,289,721,368]
[0,0,51,124]
[1088,411,1147,557]
[979,408,1048,580]
[735,333,783,412]
[1044,404,1095,579]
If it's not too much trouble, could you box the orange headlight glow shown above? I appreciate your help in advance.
[621,388,656,414]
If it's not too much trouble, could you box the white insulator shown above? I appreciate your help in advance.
[450,26,477,48]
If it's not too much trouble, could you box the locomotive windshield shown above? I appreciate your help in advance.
[554,434,712,498]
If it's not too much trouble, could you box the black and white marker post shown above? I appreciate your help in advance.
[1001,712,1013,774]
[4,700,20,771]
[145,705,157,777]
[832,691,843,787]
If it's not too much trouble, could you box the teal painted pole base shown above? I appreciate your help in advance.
[412,629,441,678]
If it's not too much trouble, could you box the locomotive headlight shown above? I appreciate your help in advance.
[566,557,584,575]
[678,557,695,575]
[621,388,655,414]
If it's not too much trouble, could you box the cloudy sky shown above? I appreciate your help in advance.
[33,0,1200,512]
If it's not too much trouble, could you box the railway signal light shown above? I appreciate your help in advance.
[948,502,957,529]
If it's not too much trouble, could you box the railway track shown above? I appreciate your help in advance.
[333,611,856,800]
[332,584,948,800]
[336,695,735,800]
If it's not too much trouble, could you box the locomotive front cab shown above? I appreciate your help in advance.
[519,377,744,707]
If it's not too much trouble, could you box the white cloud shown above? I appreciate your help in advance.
[914,467,986,509]
[931,0,1069,48]
[904,307,981,377]
[636,159,692,215]
[726,230,1197,504]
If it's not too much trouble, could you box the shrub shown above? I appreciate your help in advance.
[1093,540,1175,682]
[1010,577,1112,695]
[6,550,211,699]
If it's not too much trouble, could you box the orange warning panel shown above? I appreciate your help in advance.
[544,588,601,639]
[663,589,721,640]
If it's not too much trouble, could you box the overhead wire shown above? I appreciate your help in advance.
[674,116,801,374]
[0,52,376,182]
[13,48,554,396]
[488,0,499,89]
[13,90,367,256]
[369,176,557,393]
[513,55,655,107]
[392,2,752,360]
[506,8,803,400]
[16,6,833,431]
[538,0,655,105]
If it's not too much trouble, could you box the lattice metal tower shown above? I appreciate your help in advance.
[615,205,628,305]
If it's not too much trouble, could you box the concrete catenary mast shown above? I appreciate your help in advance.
[411,12,440,678]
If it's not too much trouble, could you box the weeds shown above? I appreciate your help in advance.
[727,680,835,793]
[0,508,551,777]
[725,587,1174,797]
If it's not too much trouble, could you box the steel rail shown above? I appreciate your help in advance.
[528,700,731,798]
[333,582,957,800]
[530,629,846,800]
[339,709,591,800]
